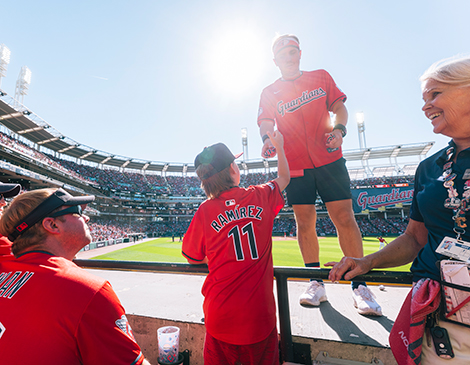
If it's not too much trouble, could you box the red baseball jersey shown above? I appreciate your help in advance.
[0,236,14,261]
[0,251,144,365]
[258,69,347,177]
[182,182,285,345]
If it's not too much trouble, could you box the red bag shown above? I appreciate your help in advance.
[389,279,441,365]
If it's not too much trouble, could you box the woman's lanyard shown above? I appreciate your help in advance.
[442,146,470,240]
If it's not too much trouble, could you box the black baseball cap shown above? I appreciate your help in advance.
[0,182,21,198]
[8,188,95,242]
[194,143,243,180]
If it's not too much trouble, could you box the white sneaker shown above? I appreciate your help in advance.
[299,281,327,306]
[352,285,383,316]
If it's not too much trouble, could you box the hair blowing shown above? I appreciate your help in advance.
[420,55,470,88]
[272,34,300,52]
[0,188,56,256]
[196,164,235,199]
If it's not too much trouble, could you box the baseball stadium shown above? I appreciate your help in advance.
[3,3,469,362]
[0,55,433,365]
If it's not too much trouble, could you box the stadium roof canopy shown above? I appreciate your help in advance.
[0,93,434,174]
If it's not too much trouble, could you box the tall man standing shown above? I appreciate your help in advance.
[257,34,382,315]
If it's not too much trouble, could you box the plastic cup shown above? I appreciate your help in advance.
[157,326,180,363]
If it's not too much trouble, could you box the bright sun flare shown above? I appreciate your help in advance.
[205,28,267,95]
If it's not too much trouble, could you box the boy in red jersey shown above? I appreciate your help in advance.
[0,188,150,365]
[257,34,382,316]
[182,130,289,365]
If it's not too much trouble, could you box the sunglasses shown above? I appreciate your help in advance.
[48,205,83,218]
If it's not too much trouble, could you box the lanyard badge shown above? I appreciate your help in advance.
[436,147,470,261]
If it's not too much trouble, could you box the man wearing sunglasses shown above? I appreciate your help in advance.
[0,188,150,365]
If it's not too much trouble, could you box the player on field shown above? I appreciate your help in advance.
[377,236,387,250]
[257,34,382,316]
[0,188,150,365]
[182,131,289,365]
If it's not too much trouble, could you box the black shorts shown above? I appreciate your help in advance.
[285,158,352,205]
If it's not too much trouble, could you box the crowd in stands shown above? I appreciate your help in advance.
[386,217,410,233]
[88,218,197,241]
[351,175,414,188]
[0,129,416,197]
[0,132,97,186]
[87,218,191,240]
[316,217,338,235]
[239,172,277,187]
[146,220,191,237]
[369,217,400,235]
[88,218,145,241]
[273,217,296,236]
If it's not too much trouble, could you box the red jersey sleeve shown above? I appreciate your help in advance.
[257,85,277,126]
[320,69,347,110]
[262,180,285,214]
[0,236,14,261]
[76,282,144,365]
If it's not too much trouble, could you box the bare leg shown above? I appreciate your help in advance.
[292,204,319,264]
[325,199,363,258]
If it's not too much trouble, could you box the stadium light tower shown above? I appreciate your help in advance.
[14,66,32,105]
[241,127,248,161]
[356,111,367,150]
[0,44,11,88]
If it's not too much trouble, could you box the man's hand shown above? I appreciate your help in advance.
[325,256,373,282]
[324,129,343,149]
[259,120,277,158]
[267,130,284,151]
[262,139,277,158]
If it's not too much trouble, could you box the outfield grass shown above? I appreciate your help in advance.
[92,236,411,272]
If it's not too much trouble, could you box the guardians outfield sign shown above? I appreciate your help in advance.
[351,185,414,213]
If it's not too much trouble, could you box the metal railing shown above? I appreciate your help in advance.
[273,267,412,363]
[74,259,413,363]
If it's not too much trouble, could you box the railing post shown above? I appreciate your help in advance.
[275,272,294,363]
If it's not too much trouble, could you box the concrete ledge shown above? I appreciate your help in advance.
[128,314,397,365]
[294,335,396,364]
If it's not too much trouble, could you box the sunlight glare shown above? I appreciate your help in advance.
[205,28,266,95]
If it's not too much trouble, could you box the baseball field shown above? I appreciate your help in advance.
[91,236,411,272]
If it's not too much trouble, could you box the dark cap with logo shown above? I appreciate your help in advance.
[194,143,242,180]
[8,188,95,242]
[0,182,21,198]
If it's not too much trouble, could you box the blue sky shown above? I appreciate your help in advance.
[1,0,469,167]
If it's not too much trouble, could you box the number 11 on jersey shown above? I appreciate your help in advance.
[229,222,259,261]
